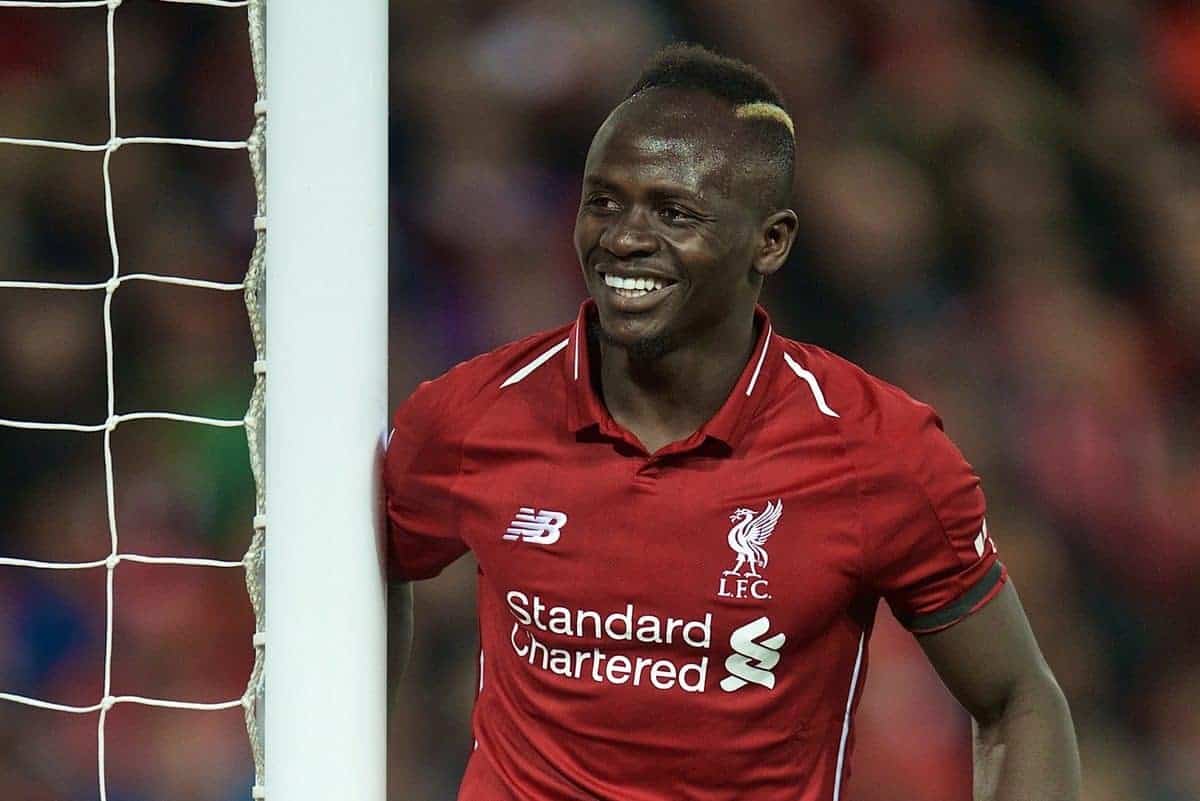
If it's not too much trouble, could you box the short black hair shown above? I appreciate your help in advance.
[625,43,795,208]
[627,42,788,109]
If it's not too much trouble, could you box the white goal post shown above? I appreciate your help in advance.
[265,2,389,801]
[0,0,389,797]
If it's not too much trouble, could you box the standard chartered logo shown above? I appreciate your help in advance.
[720,616,786,692]
[506,590,712,693]
[503,591,787,695]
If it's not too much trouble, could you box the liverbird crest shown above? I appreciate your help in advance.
[722,499,783,578]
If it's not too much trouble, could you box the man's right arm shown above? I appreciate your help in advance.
[383,377,472,717]
[387,579,414,719]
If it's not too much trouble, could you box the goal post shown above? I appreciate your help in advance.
[265,1,389,800]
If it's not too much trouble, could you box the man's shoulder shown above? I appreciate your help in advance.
[773,337,941,449]
[396,322,575,429]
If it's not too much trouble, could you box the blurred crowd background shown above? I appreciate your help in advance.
[1,1,1197,800]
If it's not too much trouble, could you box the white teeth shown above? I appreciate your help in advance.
[603,273,670,293]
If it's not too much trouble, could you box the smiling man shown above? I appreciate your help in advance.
[386,44,1080,801]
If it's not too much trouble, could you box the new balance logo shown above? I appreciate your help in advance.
[721,616,786,692]
[504,508,567,545]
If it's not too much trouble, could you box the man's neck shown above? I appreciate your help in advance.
[596,312,759,454]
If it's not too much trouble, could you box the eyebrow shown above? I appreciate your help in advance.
[582,174,708,204]
[581,175,618,190]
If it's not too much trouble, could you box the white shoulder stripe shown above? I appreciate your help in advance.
[783,352,840,418]
[473,648,484,751]
[500,337,570,388]
[572,323,581,381]
[745,324,772,396]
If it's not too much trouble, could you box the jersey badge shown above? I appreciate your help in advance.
[717,499,782,600]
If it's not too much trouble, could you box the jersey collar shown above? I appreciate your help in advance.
[564,300,780,455]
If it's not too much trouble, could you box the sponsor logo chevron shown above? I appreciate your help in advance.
[720,616,786,692]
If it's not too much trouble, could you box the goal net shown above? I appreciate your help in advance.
[1,1,386,799]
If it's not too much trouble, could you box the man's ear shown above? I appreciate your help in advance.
[753,209,798,277]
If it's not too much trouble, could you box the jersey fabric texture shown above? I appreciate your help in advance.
[385,301,1006,801]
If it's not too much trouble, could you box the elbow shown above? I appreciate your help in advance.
[1024,668,1072,729]
[976,663,1072,730]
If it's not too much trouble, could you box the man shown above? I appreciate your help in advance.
[386,44,1080,800]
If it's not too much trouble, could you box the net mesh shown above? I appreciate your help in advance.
[0,1,267,798]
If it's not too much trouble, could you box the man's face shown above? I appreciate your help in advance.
[573,91,764,359]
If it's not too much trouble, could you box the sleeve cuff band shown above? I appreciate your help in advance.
[904,561,1005,633]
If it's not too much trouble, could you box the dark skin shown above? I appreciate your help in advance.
[572,87,1080,798]
[390,88,1081,800]
[922,584,1081,801]
[573,89,796,453]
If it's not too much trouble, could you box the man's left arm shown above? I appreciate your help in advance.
[918,580,1081,801]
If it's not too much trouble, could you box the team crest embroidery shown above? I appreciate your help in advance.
[717,499,783,600]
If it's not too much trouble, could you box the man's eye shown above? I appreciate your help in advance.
[588,196,618,211]
[659,206,690,223]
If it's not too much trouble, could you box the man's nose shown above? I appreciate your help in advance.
[599,210,658,260]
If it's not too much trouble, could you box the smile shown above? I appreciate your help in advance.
[601,272,677,300]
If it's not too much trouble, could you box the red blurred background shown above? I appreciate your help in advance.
[2,2,1198,800]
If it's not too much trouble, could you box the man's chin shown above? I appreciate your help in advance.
[590,316,675,363]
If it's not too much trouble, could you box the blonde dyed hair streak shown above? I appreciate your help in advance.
[734,102,795,138]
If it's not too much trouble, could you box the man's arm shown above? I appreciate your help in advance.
[387,580,414,719]
[918,581,1081,801]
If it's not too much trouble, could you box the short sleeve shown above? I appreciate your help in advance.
[383,380,470,581]
[865,407,1006,634]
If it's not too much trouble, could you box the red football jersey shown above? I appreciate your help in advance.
[385,301,1005,801]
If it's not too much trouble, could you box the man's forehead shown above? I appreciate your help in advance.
[585,95,735,193]
[586,129,728,180]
